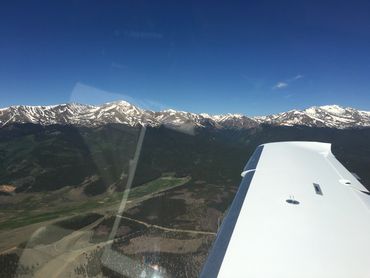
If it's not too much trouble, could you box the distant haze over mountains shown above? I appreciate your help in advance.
[1,101,370,129]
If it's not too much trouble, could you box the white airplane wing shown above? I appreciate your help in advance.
[201,141,370,278]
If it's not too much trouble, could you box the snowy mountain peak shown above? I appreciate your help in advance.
[305,105,346,115]
[101,100,136,108]
[319,104,346,111]
[162,109,178,113]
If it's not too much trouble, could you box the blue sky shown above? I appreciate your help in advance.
[1,0,370,116]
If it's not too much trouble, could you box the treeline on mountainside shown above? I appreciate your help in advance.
[0,123,369,193]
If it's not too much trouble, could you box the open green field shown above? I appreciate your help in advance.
[0,176,191,231]
[126,176,191,199]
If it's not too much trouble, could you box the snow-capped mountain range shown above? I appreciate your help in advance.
[254,105,370,128]
[0,101,369,129]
